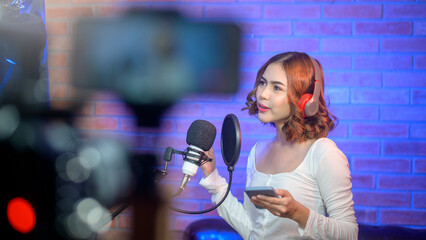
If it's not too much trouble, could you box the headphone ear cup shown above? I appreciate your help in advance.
[298,93,312,117]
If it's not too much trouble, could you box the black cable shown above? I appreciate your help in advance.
[169,167,234,214]
[110,203,130,220]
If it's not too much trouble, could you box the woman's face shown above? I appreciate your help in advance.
[255,62,290,127]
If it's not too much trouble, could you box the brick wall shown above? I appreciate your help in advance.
[45,0,426,237]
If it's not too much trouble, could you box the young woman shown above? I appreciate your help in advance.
[199,52,358,239]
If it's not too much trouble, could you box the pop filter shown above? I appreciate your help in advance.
[221,114,241,168]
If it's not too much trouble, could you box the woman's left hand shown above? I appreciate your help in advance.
[251,189,310,228]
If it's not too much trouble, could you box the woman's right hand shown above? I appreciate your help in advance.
[200,147,216,178]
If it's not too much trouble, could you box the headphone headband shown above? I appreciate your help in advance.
[309,56,321,83]
[309,56,321,105]
[298,55,322,117]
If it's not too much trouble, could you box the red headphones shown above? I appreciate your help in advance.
[297,56,322,118]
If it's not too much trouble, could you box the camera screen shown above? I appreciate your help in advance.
[72,11,241,105]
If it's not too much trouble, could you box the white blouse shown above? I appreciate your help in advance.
[199,138,358,240]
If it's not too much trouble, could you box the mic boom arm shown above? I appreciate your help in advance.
[163,146,213,164]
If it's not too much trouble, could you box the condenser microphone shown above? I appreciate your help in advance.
[177,120,216,196]
[169,113,241,214]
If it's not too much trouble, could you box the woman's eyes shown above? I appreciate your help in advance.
[259,80,282,91]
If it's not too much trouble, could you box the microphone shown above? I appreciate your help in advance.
[177,120,216,196]
[168,114,241,214]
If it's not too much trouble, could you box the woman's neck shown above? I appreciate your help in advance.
[274,122,315,147]
[274,122,289,145]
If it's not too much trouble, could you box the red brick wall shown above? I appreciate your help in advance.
[45,0,426,238]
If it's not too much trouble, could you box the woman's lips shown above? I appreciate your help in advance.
[258,103,269,113]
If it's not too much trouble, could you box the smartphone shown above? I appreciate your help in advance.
[245,186,279,209]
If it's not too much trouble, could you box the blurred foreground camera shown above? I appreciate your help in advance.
[73,10,240,125]
[1,9,240,240]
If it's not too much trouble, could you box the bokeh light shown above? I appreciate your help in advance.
[0,104,20,140]
[66,157,91,183]
[44,121,76,152]
[7,197,36,234]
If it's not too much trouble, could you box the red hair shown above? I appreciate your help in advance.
[243,52,337,142]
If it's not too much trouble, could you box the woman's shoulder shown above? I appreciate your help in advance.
[311,137,339,153]
[309,138,347,167]
[308,138,351,180]
[307,138,344,162]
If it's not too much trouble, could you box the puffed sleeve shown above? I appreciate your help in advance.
[300,138,358,239]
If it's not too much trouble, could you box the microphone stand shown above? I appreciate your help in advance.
[97,144,222,235]
[99,202,130,228]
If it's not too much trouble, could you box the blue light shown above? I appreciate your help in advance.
[1,58,16,93]
[196,230,243,240]
[5,59,16,65]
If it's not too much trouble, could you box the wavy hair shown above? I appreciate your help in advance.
[243,52,337,143]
